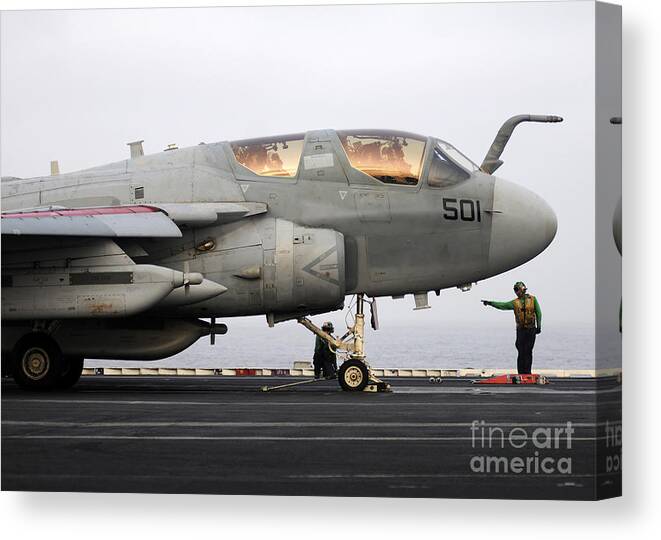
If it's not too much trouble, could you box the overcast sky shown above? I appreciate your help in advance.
[0,2,601,331]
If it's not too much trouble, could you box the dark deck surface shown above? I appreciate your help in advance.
[1,375,622,500]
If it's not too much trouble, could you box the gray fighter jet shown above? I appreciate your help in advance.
[1,115,559,391]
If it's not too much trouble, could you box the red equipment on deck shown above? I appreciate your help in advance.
[474,373,549,385]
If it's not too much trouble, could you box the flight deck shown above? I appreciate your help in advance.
[1,374,621,500]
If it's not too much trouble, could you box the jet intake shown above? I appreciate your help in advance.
[263,219,346,323]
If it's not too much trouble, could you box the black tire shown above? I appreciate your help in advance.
[338,359,369,392]
[11,334,63,391]
[1,352,15,378]
[57,356,84,389]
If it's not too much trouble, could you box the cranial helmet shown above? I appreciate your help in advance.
[322,321,334,332]
[513,281,527,292]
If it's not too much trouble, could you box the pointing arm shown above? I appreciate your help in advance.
[483,300,515,310]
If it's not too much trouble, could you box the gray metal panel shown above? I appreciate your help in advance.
[1,238,133,269]
[1,212,182,238]
[1,264,186,320]
[354,191,391,223]
[95,213,182,237]
[298,130,348,184]
[262,249,277,308]
[154,202,267,227]
[2,215,115,236]
[274,219,294,306]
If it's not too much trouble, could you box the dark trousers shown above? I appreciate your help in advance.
[313,358,323,378]
[313,357,337,378]
[324,357,337,378]
[515,327,537,374]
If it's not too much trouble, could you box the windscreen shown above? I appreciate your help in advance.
[337,130,427,186]
[436,140,479,172]
[427,140,479,188]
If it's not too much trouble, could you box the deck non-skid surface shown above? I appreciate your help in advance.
[1,376,622,499]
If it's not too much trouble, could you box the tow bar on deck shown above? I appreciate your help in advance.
[260,376,390,393]
[260,376,336,392]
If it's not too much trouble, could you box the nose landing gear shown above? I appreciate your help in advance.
[298,293,391,393]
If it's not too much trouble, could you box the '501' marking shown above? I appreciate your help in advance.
[442,198,481,222]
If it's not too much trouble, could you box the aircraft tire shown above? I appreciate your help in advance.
[11,334,64,391]
[338,359,369,392]
[57,356,84,389]
[1,351,14,378]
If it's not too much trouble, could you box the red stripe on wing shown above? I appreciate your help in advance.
[1,206,160,219]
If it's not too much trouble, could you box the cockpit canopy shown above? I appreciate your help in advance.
[336,130,426,186]
[229,130,479,188]
[231,133,305,177]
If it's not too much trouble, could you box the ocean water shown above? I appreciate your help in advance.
[85,320,617,370]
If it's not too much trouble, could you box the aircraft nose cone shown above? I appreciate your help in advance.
[488,178,557,274]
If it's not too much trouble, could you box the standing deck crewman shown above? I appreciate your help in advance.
[313,322,338,379]
[481,282,542,374]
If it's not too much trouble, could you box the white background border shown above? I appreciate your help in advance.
[0,0,658,538]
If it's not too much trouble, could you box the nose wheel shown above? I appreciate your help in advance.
[338,359,369,391]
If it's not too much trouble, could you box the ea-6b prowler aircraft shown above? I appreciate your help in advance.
[1,115,560,391]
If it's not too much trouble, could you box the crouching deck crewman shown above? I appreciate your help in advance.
[482,282,542,375]
[313,321,338,379]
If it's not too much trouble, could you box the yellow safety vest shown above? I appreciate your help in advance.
[513,295,537,329]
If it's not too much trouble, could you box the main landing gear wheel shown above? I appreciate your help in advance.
[11,334,63,391]
[338,359,369,392]
[57,356,84,389]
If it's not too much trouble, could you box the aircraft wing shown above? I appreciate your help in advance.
[1,202,267,237]
[0,202,265,320]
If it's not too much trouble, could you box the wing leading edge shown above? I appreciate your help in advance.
[0,205,182,238]
[0,202,268,237]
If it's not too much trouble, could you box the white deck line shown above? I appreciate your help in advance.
[81,367,622,378]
